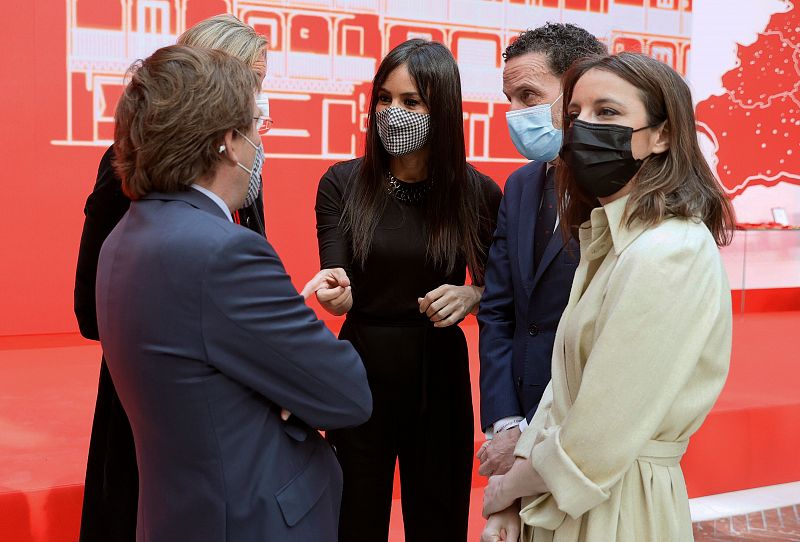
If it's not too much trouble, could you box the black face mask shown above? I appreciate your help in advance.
[560,119,656,199]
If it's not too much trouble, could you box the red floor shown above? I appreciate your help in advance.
[1,312,799,541]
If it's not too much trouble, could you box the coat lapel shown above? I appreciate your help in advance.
[518,162,545,298]
[531,222,567,290]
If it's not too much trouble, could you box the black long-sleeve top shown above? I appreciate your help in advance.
[315,158,502,326]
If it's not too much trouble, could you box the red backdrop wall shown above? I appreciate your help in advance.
[2,0,796,337]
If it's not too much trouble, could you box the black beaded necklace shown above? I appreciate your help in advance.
[385,171,432,205]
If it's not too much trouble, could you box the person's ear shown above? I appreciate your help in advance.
[218,129,240,165]
[651,121,670,155]
[551,91,564,129]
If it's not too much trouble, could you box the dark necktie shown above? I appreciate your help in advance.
[533,167,557,271]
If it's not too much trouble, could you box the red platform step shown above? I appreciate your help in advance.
[1,312,799,542]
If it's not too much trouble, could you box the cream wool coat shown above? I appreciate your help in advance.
[514,195,732,541]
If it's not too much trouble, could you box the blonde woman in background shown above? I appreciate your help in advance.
[74,15,270,542]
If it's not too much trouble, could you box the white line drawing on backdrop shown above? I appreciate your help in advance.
[54,0,691,163]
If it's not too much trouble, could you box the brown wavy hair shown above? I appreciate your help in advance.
[557,52,735,247]
[114,45,258,199]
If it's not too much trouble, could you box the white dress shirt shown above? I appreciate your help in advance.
[191,184,233,222]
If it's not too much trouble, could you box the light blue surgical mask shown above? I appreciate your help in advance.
[505,94,563,162]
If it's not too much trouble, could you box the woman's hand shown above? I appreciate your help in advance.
[418,284,483,327]
[483,457,547,518]
[483,474,515,518]
[300,268,353,316]
[481,504,521,542]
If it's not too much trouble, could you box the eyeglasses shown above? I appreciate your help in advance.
[253,115,273,135]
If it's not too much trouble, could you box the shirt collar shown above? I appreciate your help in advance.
[191,184,233,222]
[579,195,647,260]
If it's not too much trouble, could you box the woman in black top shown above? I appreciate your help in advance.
[304,39,502,542]
[73,15,269,542]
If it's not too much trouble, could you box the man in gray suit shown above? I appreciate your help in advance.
[95,45,372,542]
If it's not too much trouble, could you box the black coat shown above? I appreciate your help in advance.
[73,145,266,542]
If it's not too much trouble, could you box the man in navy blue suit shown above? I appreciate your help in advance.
[477,24,606,476]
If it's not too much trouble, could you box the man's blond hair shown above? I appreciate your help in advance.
[178,14,268,69]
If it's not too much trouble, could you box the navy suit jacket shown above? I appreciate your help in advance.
[478,161,578,431]
[96,189,372,542]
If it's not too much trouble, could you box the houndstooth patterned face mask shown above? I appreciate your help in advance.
[375,106,431,156]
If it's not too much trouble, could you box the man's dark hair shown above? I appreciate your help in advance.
[503,22,607,75]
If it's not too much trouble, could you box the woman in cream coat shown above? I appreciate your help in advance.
[481,52,736,542]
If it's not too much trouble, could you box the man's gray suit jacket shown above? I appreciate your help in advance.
[96,188,372,542]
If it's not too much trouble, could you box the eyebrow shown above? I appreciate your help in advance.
[503,80,544,93]
[592,97,626,107]
[378,87,421,98]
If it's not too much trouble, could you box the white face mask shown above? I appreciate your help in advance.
[234,129,264,209]
[375,106,431,156]
[255,93,270,118]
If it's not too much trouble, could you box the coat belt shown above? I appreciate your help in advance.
[637,439,688,467]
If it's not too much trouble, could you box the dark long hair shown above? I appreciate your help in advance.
[557,53,736,247]
[341,39,490,283]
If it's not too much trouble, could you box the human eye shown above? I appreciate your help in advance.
[377,94,391,104]
[599,107,619,117]
[522,90,544,107]
[404,98,420,107]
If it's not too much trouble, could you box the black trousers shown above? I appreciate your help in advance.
[79,359,138,542]
[328,322,474,542]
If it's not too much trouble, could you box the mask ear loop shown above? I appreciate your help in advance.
[628,122,661,171]
[630,119,668,167]
[234,129,261,150]
[632,119,667,132]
